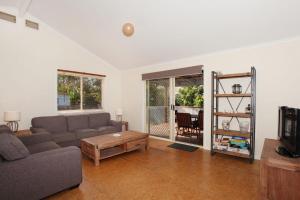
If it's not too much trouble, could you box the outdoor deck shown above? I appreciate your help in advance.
[149,122,203,146]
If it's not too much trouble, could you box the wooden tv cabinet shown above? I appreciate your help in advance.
[260,139,300,200]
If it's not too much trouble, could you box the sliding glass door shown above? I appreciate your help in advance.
[174,75,204,146]
[146,74,204,146]
[146,79,171,139]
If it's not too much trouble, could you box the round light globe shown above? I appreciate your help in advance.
[122,23,134,37]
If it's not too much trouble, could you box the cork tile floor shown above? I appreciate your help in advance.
[49,138,260,200]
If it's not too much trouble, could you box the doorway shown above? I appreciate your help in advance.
[174,75,203,146]
[146,74,203,146]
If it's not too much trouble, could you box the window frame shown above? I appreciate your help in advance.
[57,70,104,113]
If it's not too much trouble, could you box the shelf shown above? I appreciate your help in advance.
[100,146,126,159]
[214,112,251,118]
[214,93,252,97]
[213,129,250,138]
[211,68,256,162]
[213,149,250,158]
[216,72,252,79]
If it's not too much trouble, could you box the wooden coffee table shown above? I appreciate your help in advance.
[81,131,149,166]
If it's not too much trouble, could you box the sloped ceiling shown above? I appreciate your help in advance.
[1,0,300,69]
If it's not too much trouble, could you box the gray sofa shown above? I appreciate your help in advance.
[31,112,122,147]
[0,126,82,200]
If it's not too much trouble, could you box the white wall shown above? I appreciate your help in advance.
[121,37,300,159]
[0,7,122,129]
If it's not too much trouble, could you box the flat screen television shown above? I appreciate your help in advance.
[277,106,300,158]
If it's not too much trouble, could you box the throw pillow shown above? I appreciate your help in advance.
[0,133,30,161]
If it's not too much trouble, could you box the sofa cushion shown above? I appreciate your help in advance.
[67,115,89,131]
[0,133,30,161]
[74,128,96,133]
[97,126,118,134]
[59,140,80,147]
[52,132,76,143]
[32,116,67,133]
[19,133,53,147]
[89,113,110,128]
[109,120,122,132]
[75,129,99,139]
[27,141,60,154]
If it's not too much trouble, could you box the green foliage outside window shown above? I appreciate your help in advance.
[147,80,169,106]
[57,75,81,110]
[83,77,102,109]
[175,85,203,107]
[57,74,102,110]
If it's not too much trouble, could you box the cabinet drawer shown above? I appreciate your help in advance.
[126,139,146,151]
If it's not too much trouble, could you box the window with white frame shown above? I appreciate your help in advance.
[57,70,104,111]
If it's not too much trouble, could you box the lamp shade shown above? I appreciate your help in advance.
[4,111,21,122]
[116,109,123,116]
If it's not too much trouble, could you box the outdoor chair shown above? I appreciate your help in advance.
[176,113,194,138]
[193,110,204,138]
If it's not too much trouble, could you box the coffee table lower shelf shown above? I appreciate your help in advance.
[100,145,125,159]
[81,132,149,166]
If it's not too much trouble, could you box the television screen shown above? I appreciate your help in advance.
[277,106,300,157]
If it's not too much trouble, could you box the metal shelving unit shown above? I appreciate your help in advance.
[211,67,256,162]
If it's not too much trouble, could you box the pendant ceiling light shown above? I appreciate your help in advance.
[122,23,134,37]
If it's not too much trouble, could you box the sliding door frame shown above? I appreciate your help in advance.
[145,77,203,148]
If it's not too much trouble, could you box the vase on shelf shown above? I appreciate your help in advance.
[222,120,230,130]
[239,121,249,133]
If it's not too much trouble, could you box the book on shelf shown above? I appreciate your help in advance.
[213,145,249,155]
[213,135,250,155]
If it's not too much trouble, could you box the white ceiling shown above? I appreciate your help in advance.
[1,0,300,69]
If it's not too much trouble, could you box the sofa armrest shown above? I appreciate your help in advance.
[30,127,48,133]
[110,120,122,132]
[0,125,12,134]
[0,146,82,200]
[19,132,53,146]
